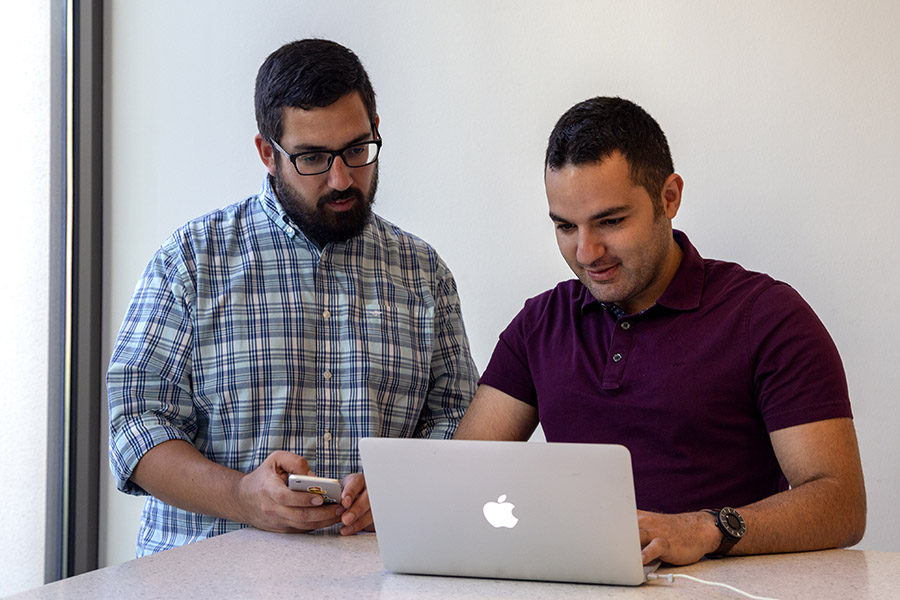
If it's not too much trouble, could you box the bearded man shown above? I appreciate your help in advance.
[108,39,477,557]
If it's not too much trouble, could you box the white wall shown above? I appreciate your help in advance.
[0,2,50,595]
[103,0,900,565]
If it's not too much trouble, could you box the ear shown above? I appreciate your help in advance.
[254,133,277,176]
[374,114,380,136]
[661,173,684,220]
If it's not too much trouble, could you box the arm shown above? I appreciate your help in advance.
[414,266,479,439]
[453,384,539,441]
[639,417,866,565]
[131,439,346,533]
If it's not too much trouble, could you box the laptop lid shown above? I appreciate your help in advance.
[359,438,648,586]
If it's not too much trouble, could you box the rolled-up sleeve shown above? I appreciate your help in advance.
[107,243,196,495]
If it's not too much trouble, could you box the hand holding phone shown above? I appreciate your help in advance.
[287,474,343,504]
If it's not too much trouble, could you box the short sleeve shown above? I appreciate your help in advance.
[749,283,852,432]
[479,303,540,406]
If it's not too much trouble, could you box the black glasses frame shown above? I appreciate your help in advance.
[270,126,382,176]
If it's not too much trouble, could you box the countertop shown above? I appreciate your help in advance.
[9,528,900,599]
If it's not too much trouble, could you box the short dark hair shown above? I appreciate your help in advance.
[254,39,377,144]
[545,97,674,204]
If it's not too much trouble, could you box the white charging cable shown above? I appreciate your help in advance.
[646,572,780,600]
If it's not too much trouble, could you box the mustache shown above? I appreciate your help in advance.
[317,187,366,209]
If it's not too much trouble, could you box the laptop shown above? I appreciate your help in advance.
[358,438,655,586]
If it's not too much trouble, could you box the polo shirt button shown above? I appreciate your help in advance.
[620,321,631,330]
[612,353,623,362]
[322,309,331,319]
[323,431,332,443]
[323,370,333,380]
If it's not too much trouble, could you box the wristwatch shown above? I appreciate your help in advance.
[705,507,746,557]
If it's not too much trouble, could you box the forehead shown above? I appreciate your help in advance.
[279,92,371,147]
[545,153,649,218]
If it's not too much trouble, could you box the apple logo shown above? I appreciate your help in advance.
[482,494,519,528]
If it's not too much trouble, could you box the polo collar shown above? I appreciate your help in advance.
[579,229,705,315]
[656,230,704,312]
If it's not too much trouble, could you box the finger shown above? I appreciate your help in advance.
[337,477,369,521]
[340,509,373,535]
[281,505,344,531]
[253,500,343,534]
[341,502,372,530]
[343,490,372,525]
[340,489,373,535]
[282,489,330,508]
[641,537,667,565]
[340,473,366,508]
[638,526,653,547]
[267,451,311,479]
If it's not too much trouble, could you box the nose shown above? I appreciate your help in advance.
[576,230,606,266]
[326,155,353,191]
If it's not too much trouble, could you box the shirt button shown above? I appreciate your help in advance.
[612,353,623,362]
[323,431,332,443]
[620,321,631,330]
[322,309,331,319]
[323,370,332,380]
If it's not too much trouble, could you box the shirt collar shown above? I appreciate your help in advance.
[257,175,303,238]
[579,229,705,315]
[656,230,704,311]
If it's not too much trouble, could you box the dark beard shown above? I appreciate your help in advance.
[272,163,378,246]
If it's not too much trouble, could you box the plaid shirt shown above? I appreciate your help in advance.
[107,177,477,556]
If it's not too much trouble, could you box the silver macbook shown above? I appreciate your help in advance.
[359,438,653,586]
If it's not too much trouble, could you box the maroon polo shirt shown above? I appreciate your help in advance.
[480,231,852,513]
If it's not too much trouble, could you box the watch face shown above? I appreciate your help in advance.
[719,507,746,538]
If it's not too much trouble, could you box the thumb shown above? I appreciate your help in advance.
[267,451,312,477]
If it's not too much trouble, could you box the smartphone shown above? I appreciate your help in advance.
[287,474,343,504]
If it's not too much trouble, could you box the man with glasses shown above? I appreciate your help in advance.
[108,39,477,556]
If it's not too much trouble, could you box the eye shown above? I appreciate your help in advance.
[299,152,327,165]
[555,223,576,232]
[600,218,624,227]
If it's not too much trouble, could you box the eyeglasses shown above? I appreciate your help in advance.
[270,128,382,176]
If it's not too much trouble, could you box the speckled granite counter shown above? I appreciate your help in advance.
[9,528,899,599]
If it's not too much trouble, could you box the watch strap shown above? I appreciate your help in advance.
[705,508,743,557]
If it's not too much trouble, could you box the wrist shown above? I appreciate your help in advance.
[704,507,746,557]
[701,510,723,554]
[228,471,254,524]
